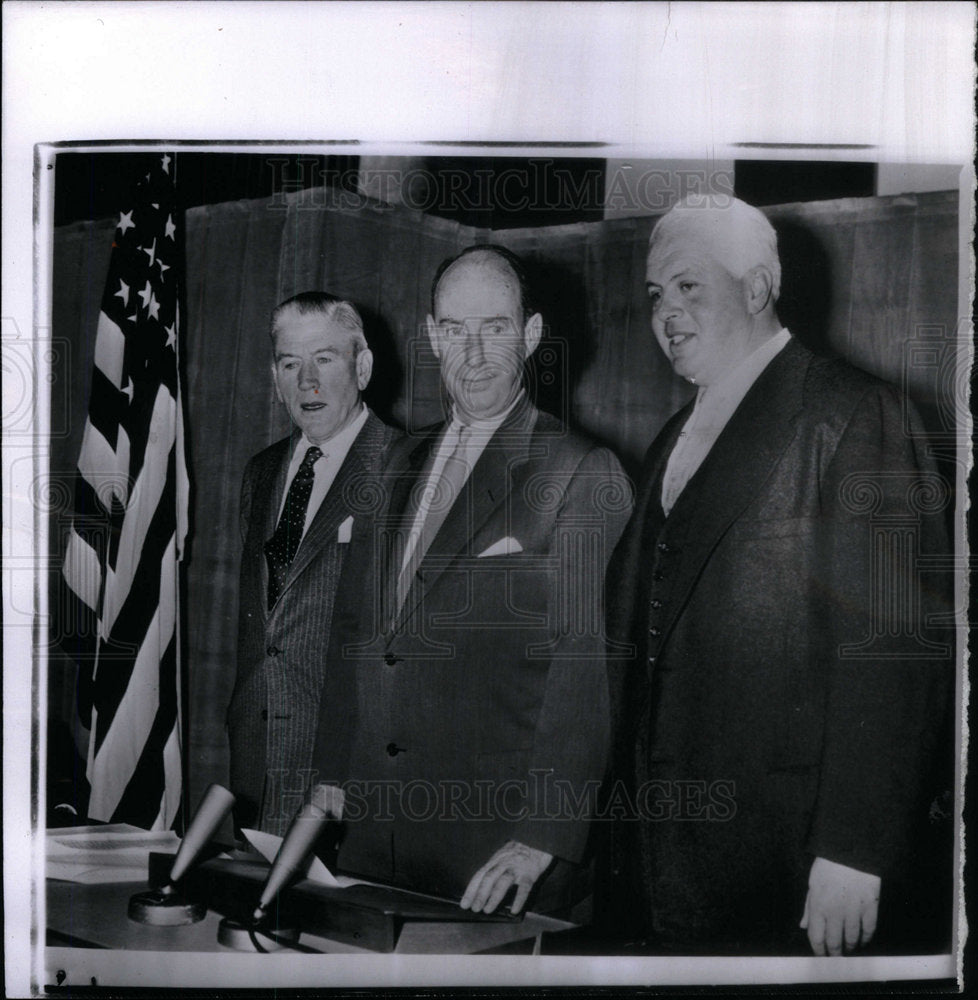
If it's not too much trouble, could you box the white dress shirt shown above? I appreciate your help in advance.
[399,391,526,575]
[278,403,369,540]
[661,329,791,516]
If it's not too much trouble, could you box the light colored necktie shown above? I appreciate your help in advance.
[394,425,471,615]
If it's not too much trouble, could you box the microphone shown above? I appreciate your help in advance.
[128,783,236,925]
[253,783,345,922]
[217,783,344,951]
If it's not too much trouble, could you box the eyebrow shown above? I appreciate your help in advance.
[274,346,342,360]
[437,315,511,324]
[645,268,693,288]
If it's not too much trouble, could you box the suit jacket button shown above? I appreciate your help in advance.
[648,626,661,637]
[657,542,669,553]
[386,742,404,757]
[652,571,665,582]
[647,656,656,666]
[650,599,662,609]
[266,645,280,657]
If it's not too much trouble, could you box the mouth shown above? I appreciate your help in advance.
[300,401,326,412]
[665,332,694,350]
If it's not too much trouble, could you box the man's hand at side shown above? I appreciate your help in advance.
[460,840,554,914]
[800,856,881,955]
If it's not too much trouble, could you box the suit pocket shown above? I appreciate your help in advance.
[476,537,523,558]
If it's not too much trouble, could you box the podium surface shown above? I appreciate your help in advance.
[47,877,573,956]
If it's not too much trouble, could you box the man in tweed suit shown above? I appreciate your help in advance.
[313,246,632,917]
[228,292,398,837]
[604,198,951,954]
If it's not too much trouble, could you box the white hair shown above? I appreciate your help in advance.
[649,196,781,300]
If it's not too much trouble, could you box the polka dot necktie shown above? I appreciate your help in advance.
[264,445,322,609]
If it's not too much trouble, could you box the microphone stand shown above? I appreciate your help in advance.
[128,783,236,925]
[217,784,343,951]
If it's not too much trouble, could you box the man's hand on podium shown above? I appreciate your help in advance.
[460,840,554,915]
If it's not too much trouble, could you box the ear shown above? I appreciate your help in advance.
[744,266,774,315]
[522,312,543,359]
[355,348,374,391]
[425,314,442,360]
[271,363,284,405]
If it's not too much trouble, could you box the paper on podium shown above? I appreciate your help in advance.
[241,828,368,888]
[47,824,181,883]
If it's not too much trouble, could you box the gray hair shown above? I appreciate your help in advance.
[649,197,781,300]
[270,291,368,355]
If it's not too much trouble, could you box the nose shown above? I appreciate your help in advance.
[464,323,487,368]
[297,359,319,389]
[658,291,683,324]
[653,294,683,334]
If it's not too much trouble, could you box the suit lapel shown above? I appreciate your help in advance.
[390,428,439,531]
[655,339,810,647]
[248,435,295,624]
[276,413,384,603]
[607,401,691,662]
[392,402,539,632]
[639,400,694,527]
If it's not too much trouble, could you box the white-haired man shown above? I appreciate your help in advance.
[605,198,951,954]
[228,292,398,837]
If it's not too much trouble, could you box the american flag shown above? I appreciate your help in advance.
[60,152,189,830]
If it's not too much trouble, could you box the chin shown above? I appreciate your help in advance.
[301,421,335,443]
[670,353,701,381]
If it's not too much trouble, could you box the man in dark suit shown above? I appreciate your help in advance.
[604,198,951,955]
[313,246,632,917]
[228,292,398,837]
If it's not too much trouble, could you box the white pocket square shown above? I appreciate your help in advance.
[477,536,523,558]
[337,515,354,543]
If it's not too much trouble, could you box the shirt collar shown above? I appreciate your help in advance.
[448,389,527,435]
[696,328,791,407]
[295,402,368,462]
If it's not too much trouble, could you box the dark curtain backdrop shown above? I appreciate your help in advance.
[49,186,960,820]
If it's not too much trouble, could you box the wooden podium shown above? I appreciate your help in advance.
[147,852,523,953]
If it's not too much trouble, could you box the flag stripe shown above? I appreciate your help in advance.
[109,634,180,828]
[92,463,176,753]
[159,718,183,829]
[102,391,175,632]
[77,420,122,491]
[94,311,126,388]
[71,473,112,529]
[56,569,100,682]
[63,530,102,613]
[89,535,177,819]
[86,366,126,449]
